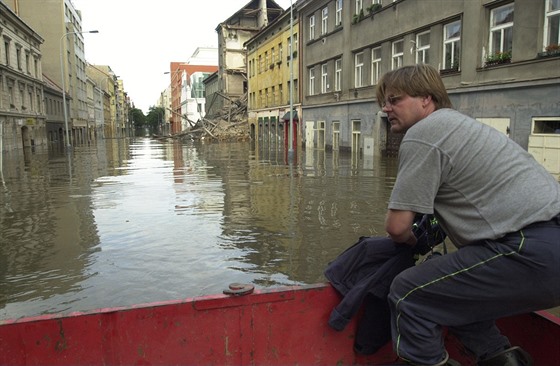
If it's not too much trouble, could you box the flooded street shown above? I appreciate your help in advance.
[0,138,398,319]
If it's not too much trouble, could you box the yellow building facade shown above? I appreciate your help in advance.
[246,9,301,151]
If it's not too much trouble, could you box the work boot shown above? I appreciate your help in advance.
[478,346,533,366]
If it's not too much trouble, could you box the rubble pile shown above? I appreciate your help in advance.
[176,93,250,142]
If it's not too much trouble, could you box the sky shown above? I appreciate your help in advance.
[72,0,293,113]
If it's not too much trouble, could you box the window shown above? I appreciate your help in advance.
[489,3,514,56]
[333,122,340,150]
[335,58,342,91]
[16,46,21,70]
[258,55,262,73]
[354,52,364,87]
[336,0,343,26]
[371,47,381,85]
[544,0,560,49]
[322,7,328,35]
[279,42,283,61]
[321,63,328,93]
[288,34,298,58]
[416,31,430,64]
[265,51,269,69]
[4,40,10,65]
[309,67,315,95]
[355,0,363,15]
[265,88,269,106]
[392,40,404,69]
[443,20,461,69]
[309,15,316,40]
[25,52,30,74]
[8,83,14,106]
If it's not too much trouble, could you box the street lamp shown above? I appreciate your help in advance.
[60,30,99,149]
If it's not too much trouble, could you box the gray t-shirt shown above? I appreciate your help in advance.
[388,108,560,247]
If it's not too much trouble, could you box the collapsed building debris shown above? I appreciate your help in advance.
[158,92,250,142]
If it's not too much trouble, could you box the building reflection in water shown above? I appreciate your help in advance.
[0,138,398,319]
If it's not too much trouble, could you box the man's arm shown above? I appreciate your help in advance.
[385,209,417,246]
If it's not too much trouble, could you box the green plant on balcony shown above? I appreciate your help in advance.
[366,3,382,14]
[352,9,366,24]
[485,50,512,66]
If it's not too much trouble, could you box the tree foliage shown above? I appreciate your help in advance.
[145,106,166,134]
[130,107,146,127]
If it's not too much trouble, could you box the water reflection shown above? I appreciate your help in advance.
[0,138,398,319]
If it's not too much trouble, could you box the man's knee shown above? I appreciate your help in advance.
[388,269,413,306]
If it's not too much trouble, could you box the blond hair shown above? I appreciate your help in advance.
[376,64,453,109]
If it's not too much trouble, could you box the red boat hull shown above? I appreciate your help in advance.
[1,283,559,365]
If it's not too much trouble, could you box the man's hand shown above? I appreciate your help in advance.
[385,209,417,246]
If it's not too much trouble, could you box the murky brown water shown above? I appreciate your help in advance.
[0,138,399,319]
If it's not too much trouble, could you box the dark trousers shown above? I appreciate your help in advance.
[388,216,560,365]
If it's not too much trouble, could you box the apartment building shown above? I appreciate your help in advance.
[86,65,118,139]
[246,6,301,149]
[298,0,560,175]
[0,1,45,150]
[9,0,95,146]
[209,0,284,119]
[43,75,65,144]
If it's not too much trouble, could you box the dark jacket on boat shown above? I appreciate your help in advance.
[325,236,416,331]
[324,214,445,354]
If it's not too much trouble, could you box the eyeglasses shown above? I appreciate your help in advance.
[382,95,403,108]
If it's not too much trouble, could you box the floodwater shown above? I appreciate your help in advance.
[0,138,399,320]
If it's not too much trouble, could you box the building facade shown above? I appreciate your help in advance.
[246,6,301,149]
[211,0,284,118]
[43,74,65,144]
[86,64,119,139]
[297,0,559,176]
[0,1,46,151]
[8,0,97,146]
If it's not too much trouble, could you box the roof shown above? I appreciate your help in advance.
[42,74,64,95]
[216,0,284,31]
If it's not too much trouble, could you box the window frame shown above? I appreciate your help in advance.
[354,51,364,88]
[336,0,343,26]
[443,20,461,70]
[309,67,316,95]
[415,31,431,64]
[371,47,381,85]
[322,7,328,35]
[544,0,560,49]
[334,58,342,91]
[321,63,328,93]
[355,0,363,15]
[309,14,316,40]
[392,39,404,70]
[489,3,514,56]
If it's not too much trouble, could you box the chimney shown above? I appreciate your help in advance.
[259,0,268,28]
